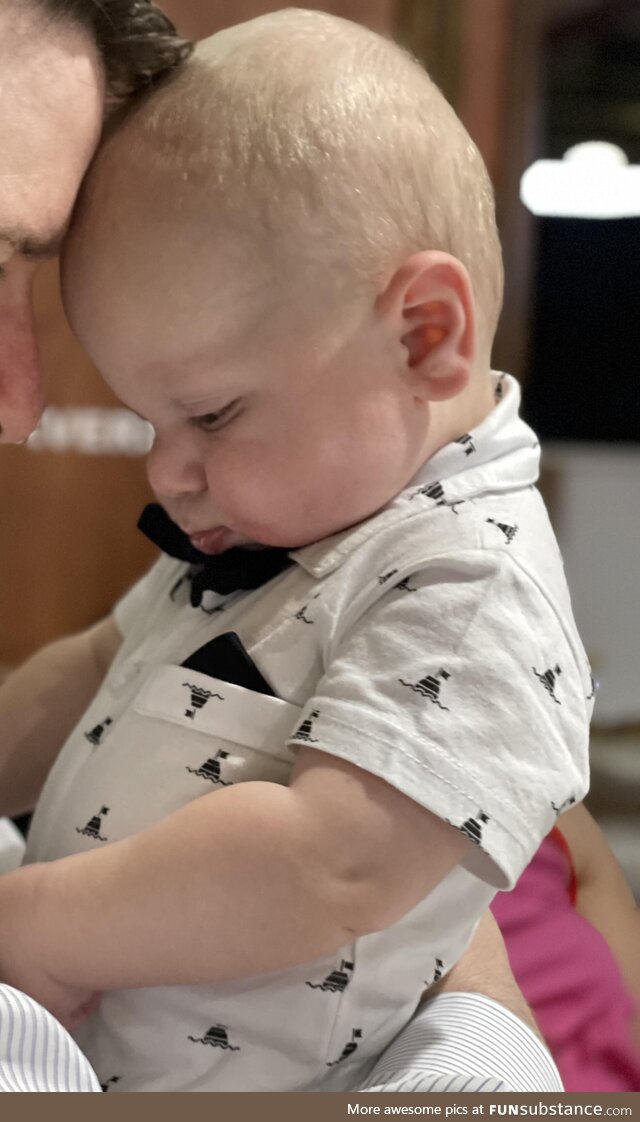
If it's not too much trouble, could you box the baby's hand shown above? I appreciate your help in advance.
[0,864,101,1031]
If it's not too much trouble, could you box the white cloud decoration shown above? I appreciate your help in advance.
[520,142,640,219]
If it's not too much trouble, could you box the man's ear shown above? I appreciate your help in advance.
[377,251,476,402]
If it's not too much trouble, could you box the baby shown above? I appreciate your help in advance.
[0,10,592,1092]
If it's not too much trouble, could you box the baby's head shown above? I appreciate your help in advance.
[63,9,503,553]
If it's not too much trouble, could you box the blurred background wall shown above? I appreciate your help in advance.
[1,0,638,878]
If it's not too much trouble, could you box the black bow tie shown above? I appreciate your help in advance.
[138,504,294,606]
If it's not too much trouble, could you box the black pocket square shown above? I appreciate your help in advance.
[180,632,276,697]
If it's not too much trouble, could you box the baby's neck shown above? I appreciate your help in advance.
[420,367,496,466]
[455,369,497,434]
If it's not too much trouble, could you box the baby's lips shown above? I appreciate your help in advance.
[189,526,233,555]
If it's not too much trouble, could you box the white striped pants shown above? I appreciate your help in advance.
[0,987,561,1093]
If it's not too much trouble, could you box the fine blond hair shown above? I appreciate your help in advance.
[79,8,503,354]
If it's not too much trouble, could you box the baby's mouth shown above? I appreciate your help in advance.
[187,526,234,555]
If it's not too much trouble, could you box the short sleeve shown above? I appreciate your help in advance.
[287,551,590,888]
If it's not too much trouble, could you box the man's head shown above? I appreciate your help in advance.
[0,0,191,443]
[63,9,503,553]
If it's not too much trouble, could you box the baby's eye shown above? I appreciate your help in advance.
[190,400,239,433]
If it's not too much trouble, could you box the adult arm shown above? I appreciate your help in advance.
[0,617,122,817]
[558,803,640,1047]
[430,908,540,1032]
[359,912,563,1093]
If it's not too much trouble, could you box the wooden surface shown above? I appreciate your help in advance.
[158,0,394,38]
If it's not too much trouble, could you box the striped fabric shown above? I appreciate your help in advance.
[0,987,100,1092]
[0,987,561,1093]
[359,994,564,1093]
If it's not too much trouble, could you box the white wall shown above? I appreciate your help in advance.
[543,444,640,727]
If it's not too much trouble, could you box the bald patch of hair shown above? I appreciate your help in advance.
[76,9,503,352]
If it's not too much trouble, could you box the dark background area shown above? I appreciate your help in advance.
[523,1,640,443]
[524,216,640,442]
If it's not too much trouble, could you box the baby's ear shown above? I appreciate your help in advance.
[377,251,476,402]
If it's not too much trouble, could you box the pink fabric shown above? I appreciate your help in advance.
[492,836,640,1091]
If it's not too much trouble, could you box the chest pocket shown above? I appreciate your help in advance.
[63,664,301,851]
[136,663,299,775]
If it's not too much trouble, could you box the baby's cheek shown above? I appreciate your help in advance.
[208,449,281,537]
[229,457,314,544]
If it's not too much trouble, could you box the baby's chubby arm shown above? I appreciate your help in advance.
[0,617,122,818]
[0,745,469,1019]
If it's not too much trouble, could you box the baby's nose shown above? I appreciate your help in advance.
[146,430,206,499]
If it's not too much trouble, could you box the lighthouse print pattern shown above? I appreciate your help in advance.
[399,668,451,709]
[486,518,518,544]
[84,717,112,746]
[182,681,223,719]
[459,812,489,845]
[76,806,109,842]
[188,1024,240,1051]
[429,957,444,986]
[292,709,320,743]
[327,1029,362,1066]
[455,433,476,456]
[409,479,463,513]
[551,795,576,816]
[186,750,232,786]
[533,665,562,704]
[307,960,354,993]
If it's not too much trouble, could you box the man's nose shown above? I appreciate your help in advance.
[146,431,206,500]
[0,313,46,444]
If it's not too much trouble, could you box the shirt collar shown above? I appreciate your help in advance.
[291,374,540,580]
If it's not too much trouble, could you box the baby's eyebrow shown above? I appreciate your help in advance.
[176,393,232,412]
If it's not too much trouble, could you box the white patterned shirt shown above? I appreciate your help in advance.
[23,374,589,1091]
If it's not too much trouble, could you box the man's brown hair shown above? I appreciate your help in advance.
[37,0,193,106]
